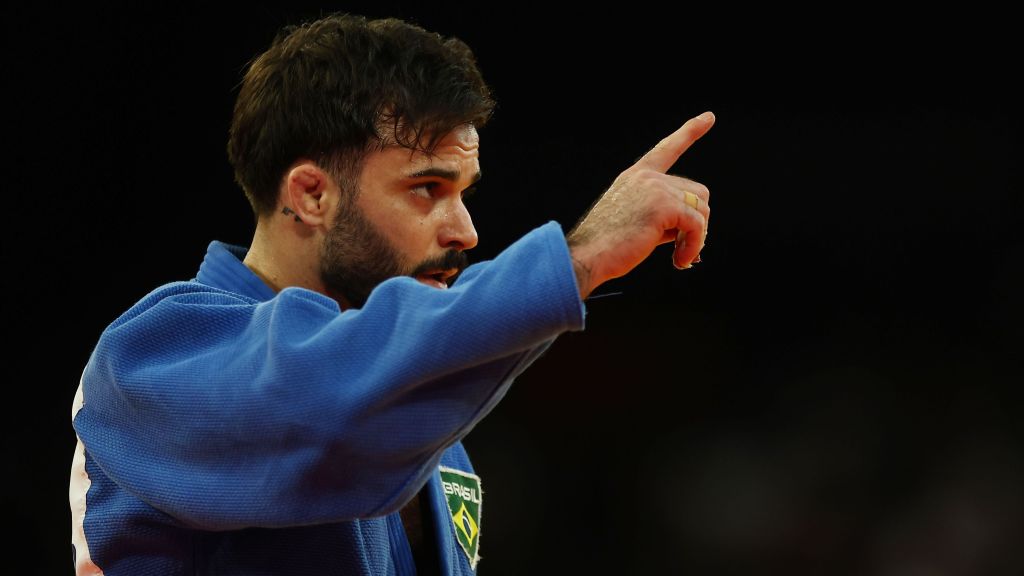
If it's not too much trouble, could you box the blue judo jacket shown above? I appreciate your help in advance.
[70,221,585,575]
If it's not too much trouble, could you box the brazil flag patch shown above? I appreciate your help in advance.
[439,466,483,568]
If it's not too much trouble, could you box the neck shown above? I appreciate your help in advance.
[243,219,335,302]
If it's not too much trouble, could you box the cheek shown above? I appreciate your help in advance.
[391,215,436,263]
[400,216,437,253]
[358,190,441,256]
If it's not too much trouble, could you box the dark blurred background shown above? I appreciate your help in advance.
[5,3,1022,575]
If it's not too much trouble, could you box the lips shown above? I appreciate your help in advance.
[415,268,458,289]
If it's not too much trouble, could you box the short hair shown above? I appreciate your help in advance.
[227,12,496,218]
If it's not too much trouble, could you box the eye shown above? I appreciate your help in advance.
[412,182,440,199]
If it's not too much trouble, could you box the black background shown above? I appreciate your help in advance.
[5,3,1022,575]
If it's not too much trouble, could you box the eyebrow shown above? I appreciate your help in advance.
[406,167,483,185]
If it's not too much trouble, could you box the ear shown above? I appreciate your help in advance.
[280,161,337,227]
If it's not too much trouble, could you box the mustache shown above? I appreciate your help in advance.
[410,250,470,282]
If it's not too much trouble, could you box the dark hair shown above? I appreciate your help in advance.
[227,13,496,218]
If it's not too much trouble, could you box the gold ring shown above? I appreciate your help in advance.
[684,192,699,209]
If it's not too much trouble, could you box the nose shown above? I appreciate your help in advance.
[438,197,478,251]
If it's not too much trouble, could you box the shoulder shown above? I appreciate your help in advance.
[99,282,343,345]
[105,280,260,332]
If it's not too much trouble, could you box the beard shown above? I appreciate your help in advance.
[320,196,468,309]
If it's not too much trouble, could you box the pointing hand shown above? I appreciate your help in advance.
[567,112,715,298]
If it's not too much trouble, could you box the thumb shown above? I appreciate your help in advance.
[634,111,715,173]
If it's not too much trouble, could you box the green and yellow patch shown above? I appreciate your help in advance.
[439,466,483,568]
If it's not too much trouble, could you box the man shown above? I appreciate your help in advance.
[69,12,713,576]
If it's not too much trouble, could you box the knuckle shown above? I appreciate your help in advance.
[661,182,682,203]
[682,180,709,199]
[689,207,706,226]
[678,176,709,198]
[668,175,710,199]
[635,168,661,184]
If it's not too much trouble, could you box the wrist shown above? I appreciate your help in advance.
[567,241,597,300]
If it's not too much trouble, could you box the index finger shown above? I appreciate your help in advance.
[636,111,716,173]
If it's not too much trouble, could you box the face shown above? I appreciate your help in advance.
[320,124,481,308]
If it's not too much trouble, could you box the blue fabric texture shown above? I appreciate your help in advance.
[72,221,585,575]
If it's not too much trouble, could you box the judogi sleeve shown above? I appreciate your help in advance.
[73,221,585,530]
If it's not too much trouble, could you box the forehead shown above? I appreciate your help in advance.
[432,123,479,150]
[381,124,480,170]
